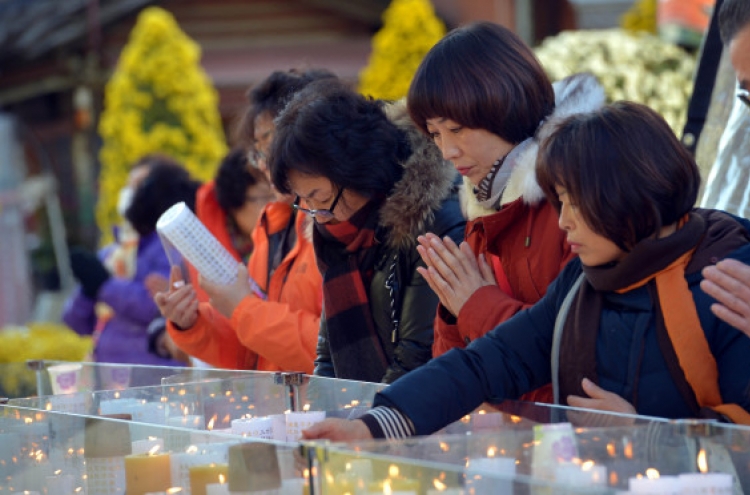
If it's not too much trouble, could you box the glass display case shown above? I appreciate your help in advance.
[308,404,747,495]
[2,361,748,494]
[0,404,305,494]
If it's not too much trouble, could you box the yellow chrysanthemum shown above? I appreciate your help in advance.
[358,0,446,101]
[97,6,227,244]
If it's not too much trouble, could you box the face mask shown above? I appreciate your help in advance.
[117,186,134,217]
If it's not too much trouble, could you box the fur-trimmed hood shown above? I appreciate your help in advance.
[461,73,606,221]
[378,100,459,249]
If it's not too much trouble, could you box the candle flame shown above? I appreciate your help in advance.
[225,390,232,396]
[45,403,52,411]
[510,415,522,423]
[487,446,497,457]
[646,468,660,480]
[439,442,449,452]
[186,445,199,454]
[351,400,360,406]
[114,392,120,399]
[178,389,186,396]
[181,405,189,416]
[581,460,595,471]
[24,418,32,424]
[624,442,634,459]
[698,449,708,473]
[219,474,226,484]
[606,442,616,457]
[610,471,618,485]
[433,479,447,490]
[388,464,400,478]
[304,468,310,478]
[54,469,62,475]
[478,410,486,415]
[207,416,216,430]
[460,415,471,424]
[166,488,183,494]
[148,444,161,455]
[383,479,392,495]
[303,403,311,412]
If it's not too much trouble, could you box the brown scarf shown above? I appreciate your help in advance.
[559,210,750,423]
[313,199,389,383]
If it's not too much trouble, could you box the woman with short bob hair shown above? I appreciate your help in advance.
[405,22,603,407]
[270,80,466,384]
[302,101,750,442]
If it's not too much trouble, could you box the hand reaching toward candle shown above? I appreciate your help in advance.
[566,378,636,419]
[416,233,496,317]
[701,259,750,338]
[154,266,199,329]
[301,418,373,442]
[200,263,253,319]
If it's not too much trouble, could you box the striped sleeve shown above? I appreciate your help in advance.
[359,406,416,439]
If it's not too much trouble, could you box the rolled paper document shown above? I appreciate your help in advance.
[156,202,266,298]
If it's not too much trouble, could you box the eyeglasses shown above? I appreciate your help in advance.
[293,187,344,221]
[738,88,750,109]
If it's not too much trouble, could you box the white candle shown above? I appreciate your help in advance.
[465,457,516,495]
[629,475,681,495]
[284,411,325,442]
[230,417,273,439]
[270,414,287,441]
[554,462,607,487]
[205,482,230,495]
[167,415,205,429]
[678,473,733,494]
[45,474,76,495]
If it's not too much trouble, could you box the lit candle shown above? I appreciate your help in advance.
[554,461,607,487]
[628,472,681,495]
[367,478,420,495]
[284,411,325,442]
[189,463,229,495]
[531,422,578,483]
[124,447,172,495]
[426,478,464,495]
[132,438,165,455]
[205,474,229,495]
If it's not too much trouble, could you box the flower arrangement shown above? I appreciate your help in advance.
[0,323,93,397]
[97,6,227,244]
[358,0,446,100]
[534,29,696,133]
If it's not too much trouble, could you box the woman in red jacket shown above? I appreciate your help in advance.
[409,22,604,402]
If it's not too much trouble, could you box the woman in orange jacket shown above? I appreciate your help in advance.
[155,69,335,372]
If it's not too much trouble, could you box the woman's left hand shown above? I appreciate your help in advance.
[200,263,253,319]
[567,378,636,415]
[416,233,496,316]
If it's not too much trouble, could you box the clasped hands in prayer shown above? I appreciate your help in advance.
[154,263,256,329]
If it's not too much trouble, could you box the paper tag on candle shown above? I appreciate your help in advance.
[228,442,282,492]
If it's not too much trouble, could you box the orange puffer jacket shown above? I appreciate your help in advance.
[168,194,321,373]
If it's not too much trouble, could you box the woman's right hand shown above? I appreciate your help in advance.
[301,419,373,442]
[154,266,199,330]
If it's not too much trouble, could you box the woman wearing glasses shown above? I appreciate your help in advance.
[269,81,466,384]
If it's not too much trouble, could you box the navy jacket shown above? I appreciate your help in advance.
[374,237,750,435]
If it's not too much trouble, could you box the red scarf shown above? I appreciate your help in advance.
[313,199,389,382]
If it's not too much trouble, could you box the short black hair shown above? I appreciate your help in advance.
[234,68,338,150]
[214,148,268,213]
[536,101,700,251]
[125,155,201,236]
[408,21,554,144]
[719,0,750,44]
[269,79,409,197]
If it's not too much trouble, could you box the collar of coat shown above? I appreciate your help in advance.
[461,72,607,221]
[303,100,459,251]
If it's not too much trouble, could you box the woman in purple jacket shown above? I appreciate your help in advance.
[63,155,200,366]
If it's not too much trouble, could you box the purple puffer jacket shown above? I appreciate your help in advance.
[62,231,184,366]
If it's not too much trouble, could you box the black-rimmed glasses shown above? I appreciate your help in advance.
[293,187,344,221]
[738,88,750,109]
